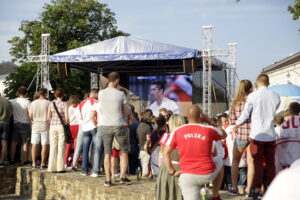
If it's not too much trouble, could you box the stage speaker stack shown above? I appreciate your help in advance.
[183,59,197,74]
[56,63,70,76]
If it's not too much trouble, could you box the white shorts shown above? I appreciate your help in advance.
[31,131,49,145]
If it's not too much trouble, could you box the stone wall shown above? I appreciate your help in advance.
[15,168,156,200]
[0,167,17,195]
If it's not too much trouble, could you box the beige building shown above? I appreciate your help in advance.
[262,52,300,86]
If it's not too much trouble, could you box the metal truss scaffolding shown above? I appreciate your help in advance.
[201,26,237,116]
[27,34,52,93]
[90,72,99,89]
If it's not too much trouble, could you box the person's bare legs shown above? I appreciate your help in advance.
[10,142,18,163]
[104,154,111,181]
[41,144,49,165]
[246,145,254,193]
[111,156,116,179]
[120,153,128,179]
[231,146,245,189]
[212,167,224,198]
[22,143,29,162]
[1,140,8,163]
[31,144,39,165]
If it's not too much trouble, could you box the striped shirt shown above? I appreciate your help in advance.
[230,100,251,141]
[49,99,67,126]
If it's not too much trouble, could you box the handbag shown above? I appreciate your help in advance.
[53,101,72,143]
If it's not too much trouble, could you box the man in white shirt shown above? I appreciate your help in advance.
[149,80,180,117]
[10,86,31,165]
[97,72,132,187]
[79,89,98,176]
[29,88,50,168]
[233,74,280,199]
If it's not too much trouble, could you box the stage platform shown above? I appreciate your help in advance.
[0,167,249,200]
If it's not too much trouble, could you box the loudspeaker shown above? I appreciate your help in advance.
[183,59,196,74]
[56,63,70,76]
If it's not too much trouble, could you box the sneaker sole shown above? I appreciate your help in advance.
[120,181,133,185]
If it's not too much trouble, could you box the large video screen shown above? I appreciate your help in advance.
[129,75,193,103]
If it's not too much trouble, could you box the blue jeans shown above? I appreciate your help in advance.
[82,128,97,173]
[72,125,83,166]
[92,127,104,173]
[224,165,247,188]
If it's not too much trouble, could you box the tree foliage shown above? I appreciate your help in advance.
[288,0,300,21]
[6,0,128,99]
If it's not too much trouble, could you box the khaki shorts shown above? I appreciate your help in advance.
[31,130,49,145]
[101,126,130,154]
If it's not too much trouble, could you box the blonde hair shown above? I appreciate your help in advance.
[231,80,252,112]
[168,114,185,133]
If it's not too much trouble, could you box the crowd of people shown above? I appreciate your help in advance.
[0,72,300,200]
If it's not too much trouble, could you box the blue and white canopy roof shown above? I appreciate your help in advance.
[50,36,198,62]
[269,84,300,97]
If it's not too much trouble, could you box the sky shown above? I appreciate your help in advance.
[0,0,299,82]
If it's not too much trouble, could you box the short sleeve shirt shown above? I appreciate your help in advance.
[29,99,50,131]
[79,98,97,132]
[97,88,127,126]
[149,97,180,117]
[49,99,67,126]
[11,97,31,124]
[166,123,223,175]
[68,105,80,126]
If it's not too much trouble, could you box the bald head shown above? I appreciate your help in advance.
[187,105,202,123]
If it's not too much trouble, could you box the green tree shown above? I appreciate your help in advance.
[6,0,128,99]
[288,0,300,23]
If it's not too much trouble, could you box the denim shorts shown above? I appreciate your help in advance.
[234,138,249,148]
[0,122,10,140]
[12,123,31,143]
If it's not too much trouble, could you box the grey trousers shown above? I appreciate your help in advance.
[179,156,223,200]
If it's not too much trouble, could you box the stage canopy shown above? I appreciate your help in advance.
[50,36,226,75]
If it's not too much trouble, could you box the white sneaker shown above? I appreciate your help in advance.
[90,173,99,178]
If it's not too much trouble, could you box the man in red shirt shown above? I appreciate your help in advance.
[164,105,227,200]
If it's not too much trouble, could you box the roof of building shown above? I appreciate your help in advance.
[262,52,300,73]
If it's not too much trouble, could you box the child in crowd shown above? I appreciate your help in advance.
[64,95,80,168]
[274,115,284,139]
[144,115,166,179]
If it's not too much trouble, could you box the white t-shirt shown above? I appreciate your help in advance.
[149,97,180,117]
[29,99,50,131]
[68,105,80,126]
[79,98,97,132]
[275,115,300,170]
[97,88,127,126]
[223,125,247,167]
[11,97,31,124]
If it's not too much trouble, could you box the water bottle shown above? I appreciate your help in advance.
[136,167,142,181]
[200,187,209,200]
